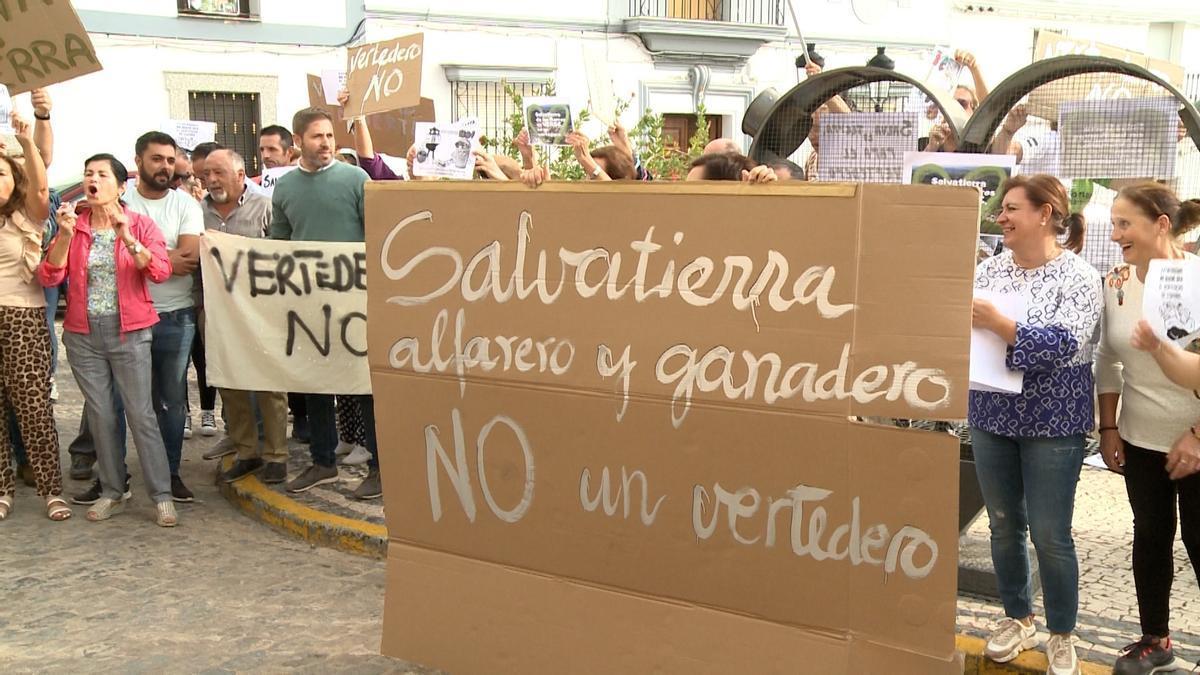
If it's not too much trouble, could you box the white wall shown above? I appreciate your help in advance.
[365,0,609,22]
[30,35,344,185]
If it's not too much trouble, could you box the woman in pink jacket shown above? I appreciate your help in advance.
[39,154,179,527]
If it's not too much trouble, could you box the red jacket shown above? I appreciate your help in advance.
[38,205,172,334]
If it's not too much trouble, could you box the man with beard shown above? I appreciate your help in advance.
[196,149,288,484]
[123,132,204,501]
[271,108,380,500]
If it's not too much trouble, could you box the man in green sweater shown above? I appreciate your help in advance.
[270,108,382,500]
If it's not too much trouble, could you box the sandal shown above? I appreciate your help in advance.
[46,496,72,522]
[0,494,11,521]
[86,497,125,522]
[155,501,178,528]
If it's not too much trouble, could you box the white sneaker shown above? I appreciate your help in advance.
[342,445,371,465]
[335,440,357,457]
[1045,634,1079,675]
[985,617,1038,663]
[49,377,59,402]
[183,415,193,439]
[199,409,218,437]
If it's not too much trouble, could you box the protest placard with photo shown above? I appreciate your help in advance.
[412,121,481,180]
[0,0,103,94]
[925,47,964,96]
[904,151,1015,234]
[524,97,574,146]
[345,33,424,117]
[1144,258,1200,348]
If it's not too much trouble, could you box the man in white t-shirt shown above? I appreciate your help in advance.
[123,131,205,502]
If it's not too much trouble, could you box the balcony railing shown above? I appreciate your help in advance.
[628,0,784,26]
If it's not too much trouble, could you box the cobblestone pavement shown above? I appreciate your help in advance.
[7,324,1200,671]
[0,333,431,674]
[957,462,1200,671]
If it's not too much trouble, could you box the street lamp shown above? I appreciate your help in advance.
[866,46,895,113]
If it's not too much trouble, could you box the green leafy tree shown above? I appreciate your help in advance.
[484,81,710,181]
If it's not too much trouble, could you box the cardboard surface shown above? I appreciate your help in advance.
[365,182,978,674]
[0,0,102,94]
[306,74,434,157]
[345,33,423,118]
[1028,30,1186,120]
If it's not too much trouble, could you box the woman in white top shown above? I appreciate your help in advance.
[0,113,64,522]
[1096,181,1200,674]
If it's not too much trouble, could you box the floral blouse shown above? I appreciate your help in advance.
[86,228,119,317]
[970,249,1104,437]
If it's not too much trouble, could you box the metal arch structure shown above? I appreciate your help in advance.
[746,66,970,166]
[959,55,1200,154]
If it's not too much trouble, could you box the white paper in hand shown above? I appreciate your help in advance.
[1144,258,1200,347]
[321,70,347,106]
[970,289,1027,393]
[0,85,14,135]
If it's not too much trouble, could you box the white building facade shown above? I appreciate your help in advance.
[34,0,1200,185]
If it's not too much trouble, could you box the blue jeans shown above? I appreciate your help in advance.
[306,394,377,469]
[151,308,196,477]
[971,428,1085,634]
[45,282,62,376]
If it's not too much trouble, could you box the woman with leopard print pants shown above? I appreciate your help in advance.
[0,113,66,522]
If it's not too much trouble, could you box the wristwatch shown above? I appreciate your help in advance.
[33,111,50,121]
[127,241,144,255]
[591,165,602,178]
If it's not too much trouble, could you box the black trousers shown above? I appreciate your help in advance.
[1123,441,1200,637]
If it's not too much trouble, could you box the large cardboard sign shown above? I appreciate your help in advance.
[345,33,423,118]
[365,182,978,674]
[200,231,369,395]
[305,74,434,157]
[1028,31,1186,121]
[0,0,102,94]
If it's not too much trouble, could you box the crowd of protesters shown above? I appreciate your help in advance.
[1,44,1200,675]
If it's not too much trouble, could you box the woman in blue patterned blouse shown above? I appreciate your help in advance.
[970,174,1103,675]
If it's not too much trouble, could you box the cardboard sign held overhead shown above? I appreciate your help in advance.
[345,33,424,118]
[1027,30,1186,121]
[306,73,435,157]
[365,181,979,674]
[0,0,103,94]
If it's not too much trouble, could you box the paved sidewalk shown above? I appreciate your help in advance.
[9,322,1200,672]
[958,463,1200,671]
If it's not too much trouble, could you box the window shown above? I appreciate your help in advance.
[188,91,263,176]
[450,80,552,147]
[177,0,254,19]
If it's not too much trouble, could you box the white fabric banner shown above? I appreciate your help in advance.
[200,231,370,395]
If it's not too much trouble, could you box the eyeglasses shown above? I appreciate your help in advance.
[955,98,973,110]
[172,173,192,182]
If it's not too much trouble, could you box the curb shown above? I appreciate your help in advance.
[956,635,1111,674]
[216,455,388,558]
[214,461,1114,672]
